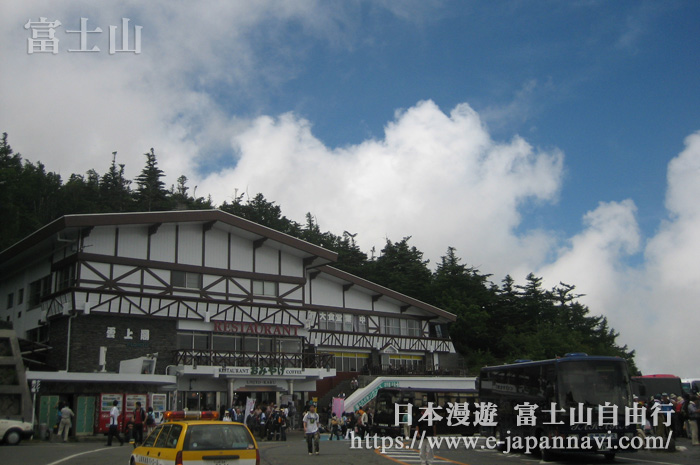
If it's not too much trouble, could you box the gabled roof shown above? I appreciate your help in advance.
[318,265,457,322]
[0,209,338,267]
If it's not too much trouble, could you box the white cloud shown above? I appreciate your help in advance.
[0,0,353,183]
[3,1,700,379]
[536,133,700,377]
[198,100,565,276]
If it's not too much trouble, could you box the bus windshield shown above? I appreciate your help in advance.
[558,360,631,409]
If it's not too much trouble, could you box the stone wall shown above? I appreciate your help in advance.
[47,314,177,374]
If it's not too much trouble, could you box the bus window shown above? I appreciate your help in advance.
[558,361,630,409]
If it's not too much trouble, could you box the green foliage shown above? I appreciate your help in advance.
[136,148,169,211]
[363,237,433,302]
[0,132,638,374]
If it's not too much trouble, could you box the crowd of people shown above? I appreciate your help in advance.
[634,392,700,445]
[228,402,294,442]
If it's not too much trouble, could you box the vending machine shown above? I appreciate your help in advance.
[123,393,149,427]
[96,393,123,434]
[149,393,168,425]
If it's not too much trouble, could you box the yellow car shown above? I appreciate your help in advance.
[130,411,259,465]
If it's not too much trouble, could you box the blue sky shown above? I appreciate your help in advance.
[275,2,698,237]
[2,1,700,376]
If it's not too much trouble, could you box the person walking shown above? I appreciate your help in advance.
[416,406,437,465]
[303,404,320,455]
[57,402,74,442]
[106,400,124,446]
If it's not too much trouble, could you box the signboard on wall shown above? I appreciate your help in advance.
[213,321,301,336]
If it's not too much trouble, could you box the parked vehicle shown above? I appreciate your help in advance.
[0,418,34,445]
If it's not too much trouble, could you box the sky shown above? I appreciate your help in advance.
[2,1,700,378]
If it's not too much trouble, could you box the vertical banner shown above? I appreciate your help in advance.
[243,396,255,425]
[332,397,345,418]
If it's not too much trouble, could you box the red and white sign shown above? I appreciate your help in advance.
[213,321,300,336]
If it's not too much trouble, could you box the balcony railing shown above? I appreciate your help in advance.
[368,364,466,377]
[173,349,334,370]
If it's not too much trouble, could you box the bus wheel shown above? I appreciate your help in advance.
[540,447,555,462]
[496,427,507,451]
[536,432,554,462]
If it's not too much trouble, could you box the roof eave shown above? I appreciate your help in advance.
[318,265,457,322]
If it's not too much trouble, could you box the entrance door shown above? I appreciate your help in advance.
[38,395,59,429]
[75,396,96,434]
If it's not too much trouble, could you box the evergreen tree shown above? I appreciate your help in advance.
[366,237,432,303]
[135,148,169,211]
[58,172,101,214]
[221,193,299,235]
[0,131,640,374]
[100,152,132,212]
[332,231,368,276]
[0,133,24,250]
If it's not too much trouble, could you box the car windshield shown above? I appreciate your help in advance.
[558,360,631,409]
[184,424,255,451]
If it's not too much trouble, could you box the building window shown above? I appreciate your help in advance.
[429,323,447,338]
[28,275,51,307]
[407,319,421,337]
[278,338,301,353]
[353,315,367,333]
[319,312,342,331]
[177,331,210,350]
[17,289,24,305]
[324,351,369,372]
[252,280,277,296]
[212,334,241,351]
[57,264,76,291]
[29,281,39,306]
[382,317,401,336]
[242,336,273,353]
[6,293,13,309]
[389,354,424,370]
[171,271,202,289]
[319,313,367,333]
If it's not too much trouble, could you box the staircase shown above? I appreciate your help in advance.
[317,378,352,412]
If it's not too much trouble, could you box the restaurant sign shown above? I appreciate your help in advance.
[213,321,301,336]
[219,366,304,376]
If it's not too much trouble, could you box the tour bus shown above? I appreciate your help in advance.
[371,386,478,437]
[479,354,637,461]
[682,378,700,395]
[631,374,683,399]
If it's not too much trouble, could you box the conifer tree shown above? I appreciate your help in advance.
[135,148,168,211]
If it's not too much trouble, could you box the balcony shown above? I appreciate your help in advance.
[368,364,466,377]
[172,350,334,370]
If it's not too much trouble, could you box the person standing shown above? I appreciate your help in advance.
[689,396,700,446]
[145,406,156,435]
[106,400,124,446]
[280,408,287,441]
[133,401,146,445]
[329,413,341,440]
[57,402,74,442]
[288,402,297,430]
[303,404,320,455]
[402,407,412,439]
[416,406,437,465]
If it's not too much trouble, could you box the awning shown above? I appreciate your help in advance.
[236,386,286,392]
[26,370,177,386]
